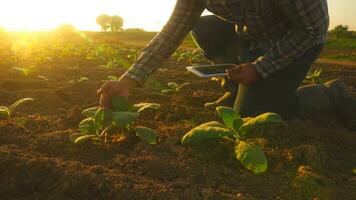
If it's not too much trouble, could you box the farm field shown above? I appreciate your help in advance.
[0,31,356,200]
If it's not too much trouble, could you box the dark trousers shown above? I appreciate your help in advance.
[191,15,323,119]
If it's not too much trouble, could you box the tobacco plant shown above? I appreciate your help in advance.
[304,68,324,84]
[70,96,160,145]
[182,106,282,174]
[0,98,34,119]
[161,82,190,95]
[13,66,32,76]
[174,49,203,65]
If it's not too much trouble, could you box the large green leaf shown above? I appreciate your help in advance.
[239,113,281,137]
[133,103,160,113]
[181,121,235,144]
[235,141,268,175]
[81,107,99,118]
[0,106,10,119]
[79,118,96,134]
[112,112,139,128]
[135,126,157,145]
[9,98,34,116]
[95,108,112,133]
[74,135,98,144]
[216,106,243,132]
[111,95,132,112]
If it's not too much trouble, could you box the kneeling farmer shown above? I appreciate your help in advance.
[98,0,356,131]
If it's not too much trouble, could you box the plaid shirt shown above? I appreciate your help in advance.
[122,0,329,83]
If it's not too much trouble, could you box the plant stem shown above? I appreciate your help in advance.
[99,124,114,139]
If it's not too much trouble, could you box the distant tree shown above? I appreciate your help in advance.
[56,24,76,33]
[96,14,111,32]
[110,15,124,32]
[124,28,145,33]
[329,25,353,39]
[54,24,83,42]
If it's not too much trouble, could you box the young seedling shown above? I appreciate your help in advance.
[99,57,131,69]
[161,82,191,95]
[304,68,324,84]
[68,77,89,83]
[70,96,160,145]
[181,106,282,175]
[0,98,34,119]
[106,75,119,81]
[175,49,203,65]
[37,75,49,81]
[13,66,32,76]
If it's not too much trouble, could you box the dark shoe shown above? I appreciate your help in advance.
[296,79,356,131]
[295,84,331,118]
[204,91,237,109]
[324,79,356,131]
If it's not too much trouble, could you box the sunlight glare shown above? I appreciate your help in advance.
[0,0,176,31]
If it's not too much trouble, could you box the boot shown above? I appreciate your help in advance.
[204,77,238,109]
[296,79,356,131]
[324,79,356,131]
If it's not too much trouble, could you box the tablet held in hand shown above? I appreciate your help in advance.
[186,64,236,78]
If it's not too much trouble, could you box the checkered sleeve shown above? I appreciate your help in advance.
[121,0,205,84]
[252,0,329,78]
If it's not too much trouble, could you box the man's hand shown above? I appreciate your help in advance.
[226,63,260,86]
[97,77,137,108]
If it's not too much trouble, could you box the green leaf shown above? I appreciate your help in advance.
[69,133,87,143]
[111,95,132,112]
[82,107,99,118]
[74,135,98,144]
[95,108,112,133]
[79,118,96,134]
[133,103,160,113]
[353,168,356,175]
[161,89,175,95]
[176,82,190,91]
[232,119,243,134]
[168,82,179,89]
[235,141,268,175]
[216,106,243,132]
[315,69,322,76]
[135,126,157,145]
[181,121,235,144]
[37,75,49,81]
[0,106,10,119]
[9,98,34,116]
[239,112,281,137]
[13,67,31,76]
[112,112,139,128]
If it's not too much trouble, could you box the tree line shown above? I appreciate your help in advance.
[96,14,124,32]
[329,24,356,39]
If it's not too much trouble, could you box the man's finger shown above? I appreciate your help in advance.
[227,67,239,80]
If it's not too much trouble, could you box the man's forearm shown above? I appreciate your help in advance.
[122,0,205,84]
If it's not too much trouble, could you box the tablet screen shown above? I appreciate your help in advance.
[194,64,235,74]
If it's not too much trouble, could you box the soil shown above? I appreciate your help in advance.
[0,48,356,200]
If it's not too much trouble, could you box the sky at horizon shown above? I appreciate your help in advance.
[0,0,355,32]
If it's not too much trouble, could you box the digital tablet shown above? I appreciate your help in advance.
[186,64,236,78]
